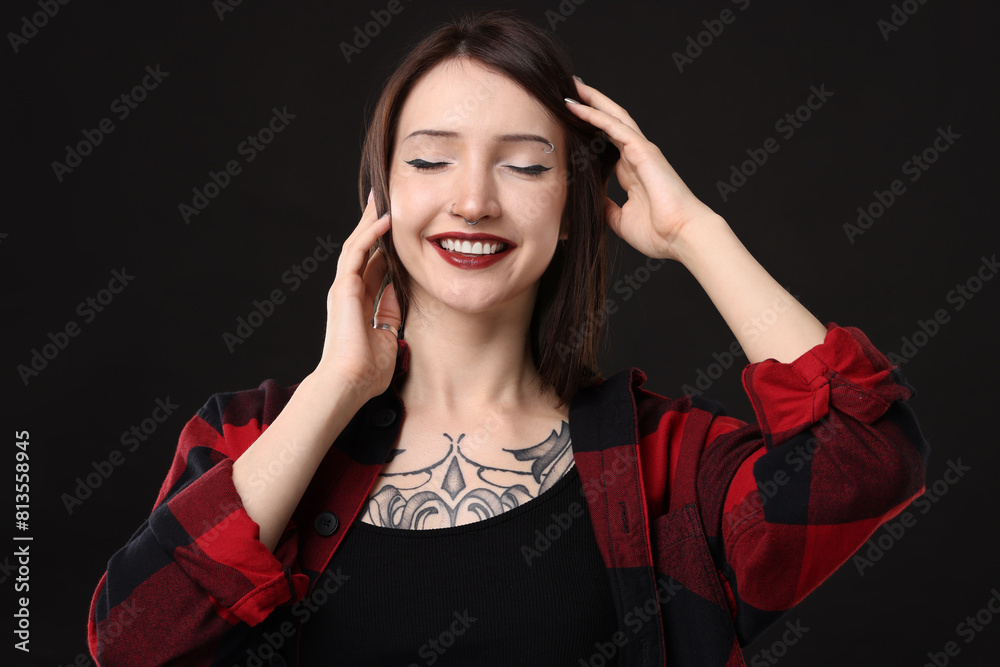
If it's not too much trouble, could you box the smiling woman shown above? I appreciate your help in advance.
[87,9,930,667]
[362,21,619,408]
[385,58,568,329]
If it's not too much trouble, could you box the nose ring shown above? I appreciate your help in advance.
[450,203,481,226]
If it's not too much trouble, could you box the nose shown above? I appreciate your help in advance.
[450,202,483,225]
[449,163,500,225]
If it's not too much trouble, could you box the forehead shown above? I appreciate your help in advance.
[395,58,560,146]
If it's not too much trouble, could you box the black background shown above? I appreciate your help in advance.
[4,0,997,665]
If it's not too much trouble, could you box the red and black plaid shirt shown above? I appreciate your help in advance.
[88,322,929,666]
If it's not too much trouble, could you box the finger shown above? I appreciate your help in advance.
[570,78,645,139]
[373,282,402,336]
[603,196,624,238]
[564,99,644,156]
[336,211,391,279]
[361,246,389,306]
[345,190,387,246]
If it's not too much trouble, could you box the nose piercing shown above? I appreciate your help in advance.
[450,203,481,226]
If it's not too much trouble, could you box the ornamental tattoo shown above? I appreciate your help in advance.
[360,421,573,529]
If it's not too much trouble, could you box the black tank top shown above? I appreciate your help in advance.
[298,464,620,665]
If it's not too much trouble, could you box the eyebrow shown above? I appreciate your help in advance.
[401,129,553,148]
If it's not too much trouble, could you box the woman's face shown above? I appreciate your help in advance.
[387,57,568,321]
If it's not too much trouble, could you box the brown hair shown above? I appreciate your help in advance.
[359,9,618,406]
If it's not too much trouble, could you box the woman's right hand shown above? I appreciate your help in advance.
[313,190,401,406]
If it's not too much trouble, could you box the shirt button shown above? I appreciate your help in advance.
[268,656,287,667]
[314,511,339,536]
[372,407,397,428]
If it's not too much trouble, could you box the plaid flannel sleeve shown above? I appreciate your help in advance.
[696,322,930,644]
[87,382,310,666]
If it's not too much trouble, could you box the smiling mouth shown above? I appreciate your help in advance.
[436,238,508,255]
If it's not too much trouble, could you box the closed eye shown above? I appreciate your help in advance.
[510,164,552,176]
[405,159,552,177]
[405,159,448,171]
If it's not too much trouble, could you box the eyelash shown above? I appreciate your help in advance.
[405,159,551,177]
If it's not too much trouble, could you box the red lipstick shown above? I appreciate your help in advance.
[426,232,516,270]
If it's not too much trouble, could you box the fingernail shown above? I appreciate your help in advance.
[368,189,374,204]
[572,75,584,83]
[564,97,580,105]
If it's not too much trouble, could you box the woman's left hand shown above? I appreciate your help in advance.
[564,77,719,260]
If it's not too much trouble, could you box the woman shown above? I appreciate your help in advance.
[87,10,929,666]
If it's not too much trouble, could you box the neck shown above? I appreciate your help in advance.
[397,294,552,414]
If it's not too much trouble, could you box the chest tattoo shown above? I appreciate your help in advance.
[359,421,573,529]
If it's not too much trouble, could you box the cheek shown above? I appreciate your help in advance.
[385,192,432,269]
[389,173,439,221]
[522,183,567,237]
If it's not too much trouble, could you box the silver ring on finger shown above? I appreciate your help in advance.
[374,322,399,338]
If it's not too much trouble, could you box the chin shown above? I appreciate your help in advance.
[410,281,535,320]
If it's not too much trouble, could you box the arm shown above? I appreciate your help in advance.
[672,213,827,365]
[234,191,400,552]
[88,193,402,665]
[232,371,368,552]
[695,323,930,643]
[87,386,313,666]
[565,80,929,643]
[565,79,825,365]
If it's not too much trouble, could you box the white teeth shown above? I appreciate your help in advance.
[437,239,508,255]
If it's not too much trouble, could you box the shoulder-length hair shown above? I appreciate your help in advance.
[359,9,619,406]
